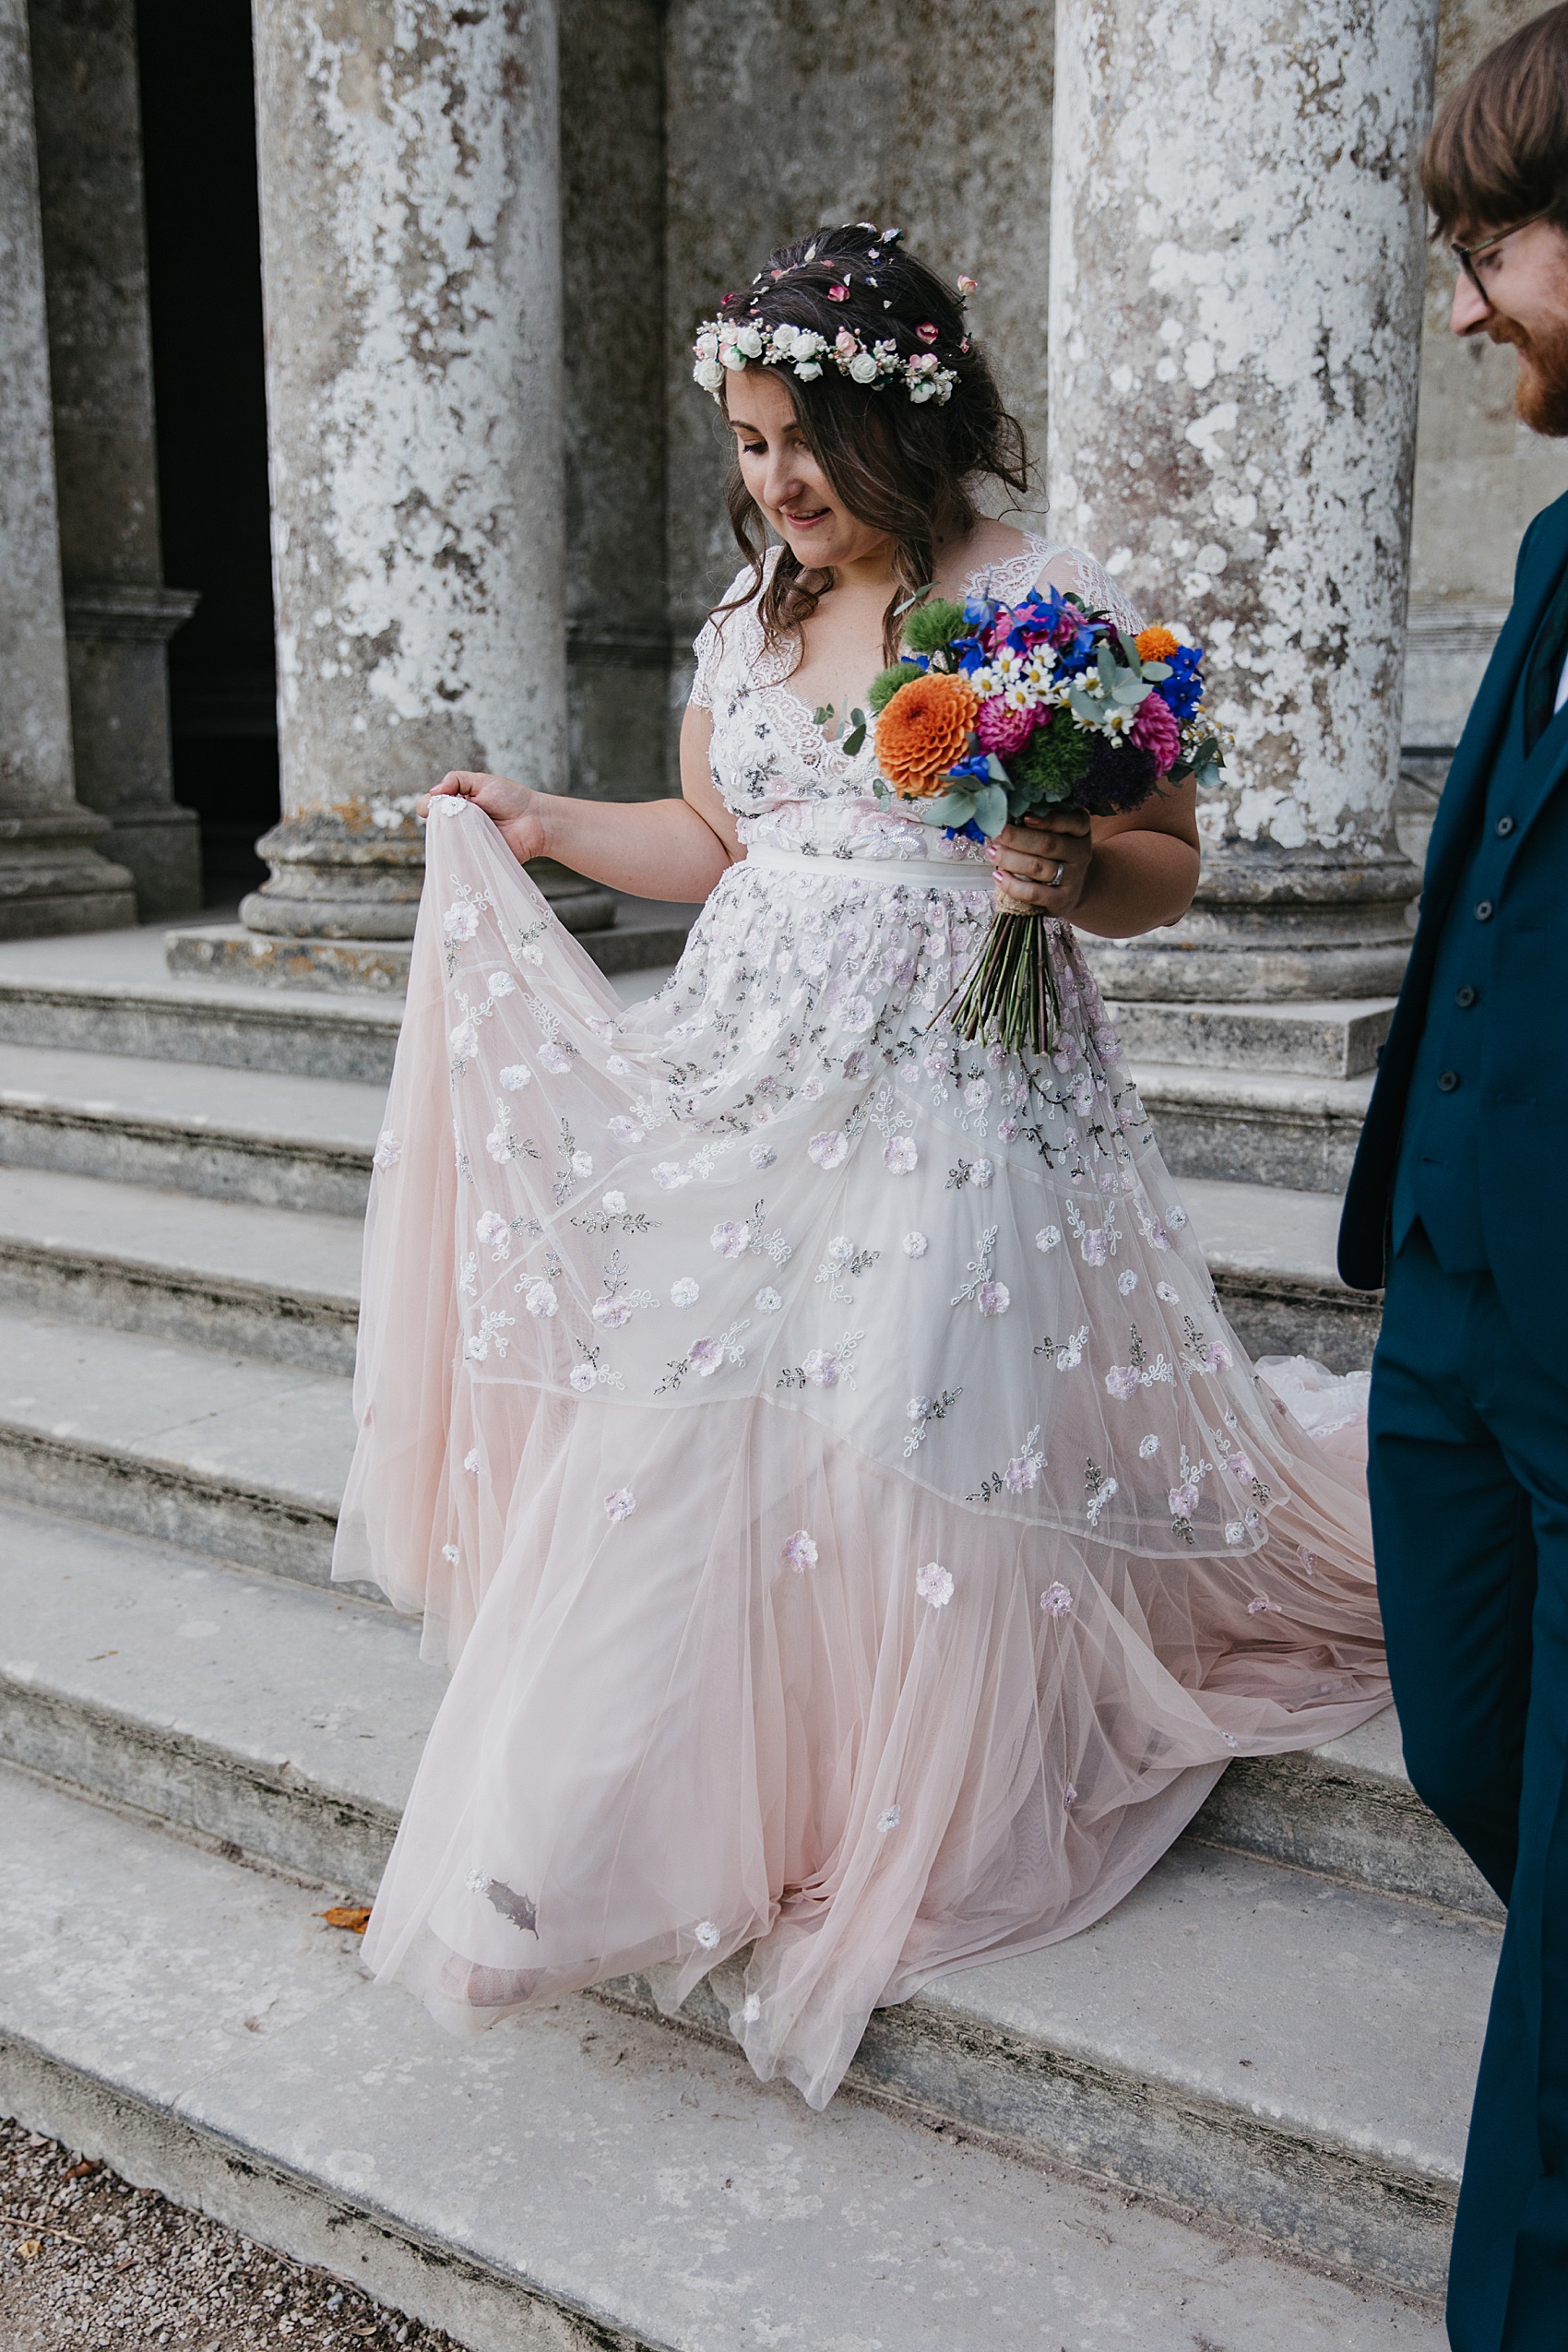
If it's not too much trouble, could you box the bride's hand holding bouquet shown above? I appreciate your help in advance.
[868,589,1224,1051]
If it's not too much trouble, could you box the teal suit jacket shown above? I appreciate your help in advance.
[1338,487,1568,1348]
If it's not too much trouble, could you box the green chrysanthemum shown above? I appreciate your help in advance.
[901,599,968,657]
[868,660,924,714]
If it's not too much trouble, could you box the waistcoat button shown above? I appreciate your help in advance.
[1476,899,1494,921]
[1455,984,1478,1007]
[1437,1070,1460,1093]
[1496,814,1515,837]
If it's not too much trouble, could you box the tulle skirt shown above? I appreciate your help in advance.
[336,802,1388,2107]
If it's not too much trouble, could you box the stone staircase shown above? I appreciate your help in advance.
[0,920,1483,2347]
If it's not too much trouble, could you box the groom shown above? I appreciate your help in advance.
[1338,10,1568,2345]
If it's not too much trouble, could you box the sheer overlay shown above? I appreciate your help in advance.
[337,537,1388,2107]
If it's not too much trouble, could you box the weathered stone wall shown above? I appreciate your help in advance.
[559,0,669,801]
[663,0,1055,672]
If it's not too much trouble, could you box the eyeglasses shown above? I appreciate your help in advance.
[1452,212,1552,299]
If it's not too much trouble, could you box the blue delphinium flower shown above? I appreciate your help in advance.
[1162,644,1205,721]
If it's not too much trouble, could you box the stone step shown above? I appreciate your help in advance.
[1182,1175,1380,1371]
[0,1768,1446,2352]
[0,1502,1491,2296]
[166,906,696,994]
[1109,996,1396,1081]
[0,1167,362,1372]
[0,1310,353,1588]
[1133,1061,1373,1194]
[0,1039,384,1214]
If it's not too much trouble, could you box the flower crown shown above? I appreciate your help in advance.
[694,226,973,406]
[694,315,958,406]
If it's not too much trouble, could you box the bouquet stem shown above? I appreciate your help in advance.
[944,891,1062,1056]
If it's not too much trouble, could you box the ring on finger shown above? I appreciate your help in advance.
[1049,861,1066,888]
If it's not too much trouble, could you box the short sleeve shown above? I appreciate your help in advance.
[1036,547,1146,637]
[688,562,766,712]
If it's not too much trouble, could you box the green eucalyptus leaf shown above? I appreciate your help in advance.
[1139,659,1172,681]
[1112,674,1152,705]
[842,718,867,757]
[812,705,834,727]
[970,781,1009,837]
[985,753,1011,782]
[918,787,978,827]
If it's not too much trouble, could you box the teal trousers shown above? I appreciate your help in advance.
[1368,1226,1568,2348]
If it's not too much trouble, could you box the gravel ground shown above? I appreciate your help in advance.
[0,2116,461,2350]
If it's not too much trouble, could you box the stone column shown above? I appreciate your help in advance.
[1049,0,1438,1008]
[0,0,136,938]
[240,0,609,962]
[29,0,203,921]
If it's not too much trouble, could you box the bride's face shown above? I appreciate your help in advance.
[728,366,890,571]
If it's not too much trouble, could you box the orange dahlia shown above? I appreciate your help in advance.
[1135,625,1179,663]
[874,671,980,798]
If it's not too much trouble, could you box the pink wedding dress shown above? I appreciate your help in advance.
[336,536,1388,2108]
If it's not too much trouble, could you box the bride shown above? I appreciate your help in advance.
[336,222,1388,2109]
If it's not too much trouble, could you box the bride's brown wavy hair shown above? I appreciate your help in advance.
[707,224,1030,662]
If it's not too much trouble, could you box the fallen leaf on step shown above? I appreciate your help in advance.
[318,1906,372,1934]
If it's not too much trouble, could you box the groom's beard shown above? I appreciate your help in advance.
[1491,314,1568,437]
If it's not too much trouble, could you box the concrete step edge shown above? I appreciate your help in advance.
[0,1420,347,1591]
[0,1230,359,1373]
[0,1099,371,1215]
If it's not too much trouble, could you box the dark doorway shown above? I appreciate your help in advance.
[136,0,277,903]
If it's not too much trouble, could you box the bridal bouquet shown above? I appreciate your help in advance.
[857,588,1223,1052]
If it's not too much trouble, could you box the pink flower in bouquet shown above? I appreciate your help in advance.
[975,696,1038,757]
[1129,689,1181,775]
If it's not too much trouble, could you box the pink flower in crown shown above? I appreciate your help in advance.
[835,329,858,359]
[1130,689,1181,776]
[975,697,1038,757]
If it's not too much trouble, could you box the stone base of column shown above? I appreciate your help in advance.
[63,584,203,921]
[89,802,202,922]
[1081,844,1420,1004]
[0,808,137,940]
[213,810,616,991]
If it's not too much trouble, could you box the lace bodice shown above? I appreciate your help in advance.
[689,534,1143,862]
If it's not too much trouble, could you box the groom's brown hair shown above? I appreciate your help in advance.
[1424,3,1568,242]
